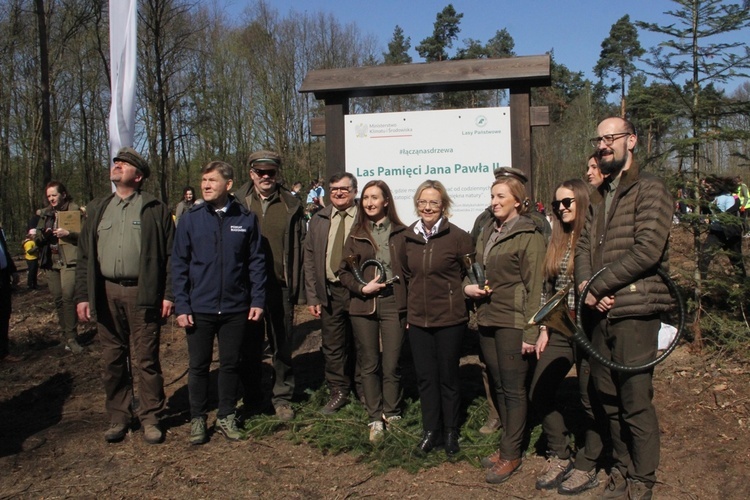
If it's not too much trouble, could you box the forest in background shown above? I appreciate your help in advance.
[0,0,748,239]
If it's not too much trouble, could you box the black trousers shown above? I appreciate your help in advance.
[241,283,295,408]
[321,281,356,394]
[409,323,465,431]
[590,315,660,488]
[0,281,11,358]
[187,312,246,419]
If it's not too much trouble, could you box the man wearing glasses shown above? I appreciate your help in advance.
[304,173,361,414]
[575,117,673,499]
[235,150,306,421]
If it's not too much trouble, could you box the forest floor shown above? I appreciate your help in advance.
[0,224,749,499]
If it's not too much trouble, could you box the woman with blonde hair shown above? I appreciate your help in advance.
[400,180,473,457]
[465,175,546,483]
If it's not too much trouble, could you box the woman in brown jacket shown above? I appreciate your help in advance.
[339,180,407,442]
[465,175,546,484]
[400,180,473,457]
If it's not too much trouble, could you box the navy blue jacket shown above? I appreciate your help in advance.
[172,197,266,316]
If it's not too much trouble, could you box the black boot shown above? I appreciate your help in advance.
[444,428,460,457]
[417,430,443,453]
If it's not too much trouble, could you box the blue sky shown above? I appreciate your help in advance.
[220,0,747,94]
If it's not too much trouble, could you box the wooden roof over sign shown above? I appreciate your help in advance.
[299,54,551,99]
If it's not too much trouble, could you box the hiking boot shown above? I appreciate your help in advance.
[558,468,599,495]
[190,417,208,445]
[481,450,501,469]
[275,404,295,421]
[479,416,501,435]
[535,454,573,490]
[321,390,349,415]
[143,423,163,444]
[626,478,653,500]
[104,422,128,443]
[601,468,628,499]
[368,421,384,442]
[215,413,242,441]
[65,339,84,353]
[485,456,522,484]
[382,414,402,429]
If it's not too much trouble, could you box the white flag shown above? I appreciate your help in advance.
[108,0,137,165]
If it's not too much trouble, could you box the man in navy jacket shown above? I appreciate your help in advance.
[172,160,266,445]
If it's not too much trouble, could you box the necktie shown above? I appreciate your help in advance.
[330,210,347,276]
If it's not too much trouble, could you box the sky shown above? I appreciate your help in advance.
[218,0,748,95]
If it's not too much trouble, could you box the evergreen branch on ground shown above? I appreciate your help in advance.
[243,387,544,474]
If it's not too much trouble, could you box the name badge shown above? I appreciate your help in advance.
[230,225,246,233]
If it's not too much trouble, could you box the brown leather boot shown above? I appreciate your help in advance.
[485,457,522,484]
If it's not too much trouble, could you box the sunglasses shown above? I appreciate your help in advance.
[552,197,575,212]
[251,168,277,178]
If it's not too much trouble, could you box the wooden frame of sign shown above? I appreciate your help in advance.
[299,54,551,200]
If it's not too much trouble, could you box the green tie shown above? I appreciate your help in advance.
[330,210,347,277]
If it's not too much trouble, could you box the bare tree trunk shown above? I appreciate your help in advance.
[35,0,52,185]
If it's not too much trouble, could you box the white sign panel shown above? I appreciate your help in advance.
[344,108,512,231]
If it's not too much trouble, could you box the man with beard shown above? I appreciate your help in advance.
[574,117,673,500]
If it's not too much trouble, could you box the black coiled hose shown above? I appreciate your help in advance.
[574,267,685,373]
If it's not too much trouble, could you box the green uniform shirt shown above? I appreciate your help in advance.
[370,217,392,280]
[97,191,143,280]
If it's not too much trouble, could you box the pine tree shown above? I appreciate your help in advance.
[594,15,644,117]
[415,4,463,62]
[637,0,750,343]
[383,25,412,65]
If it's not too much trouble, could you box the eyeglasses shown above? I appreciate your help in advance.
[251,168,277,178]
[417,200,442,209]
[330,186,352,193]
[552,198,575,212]
[589,132,631,148]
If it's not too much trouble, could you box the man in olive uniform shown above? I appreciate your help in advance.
[76,147,174,444]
